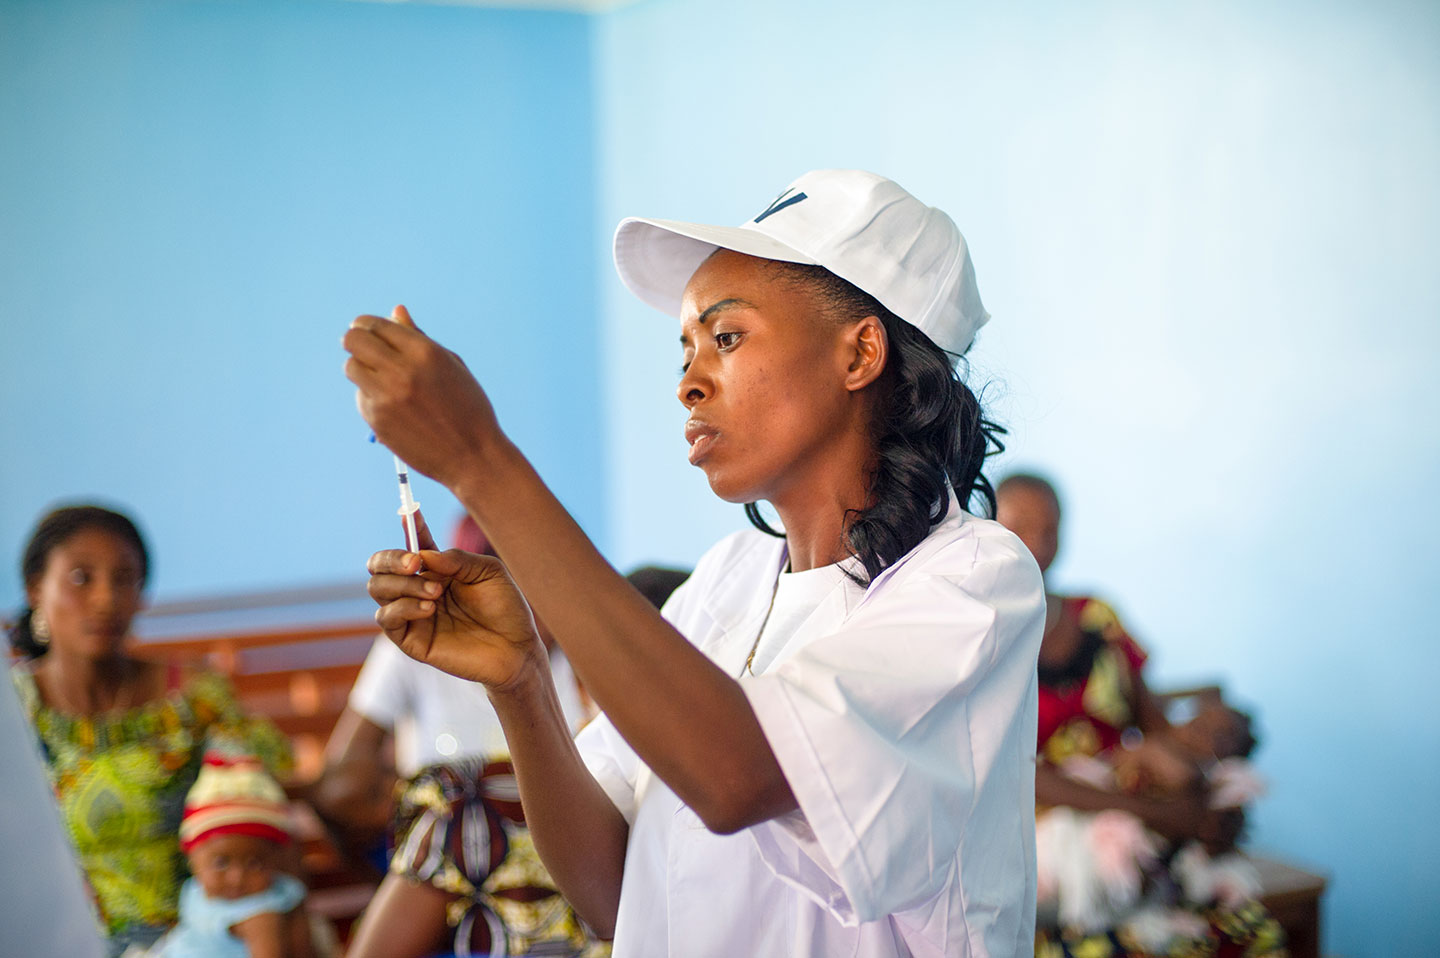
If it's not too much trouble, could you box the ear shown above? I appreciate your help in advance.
[842,315,888,392]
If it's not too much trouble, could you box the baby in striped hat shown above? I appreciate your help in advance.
[151,750,315,958]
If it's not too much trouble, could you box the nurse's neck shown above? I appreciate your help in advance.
[773,495,862,573]
[769,416,877,573]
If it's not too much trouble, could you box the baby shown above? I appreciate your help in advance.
[152,751,315,958]
[1037,704,1266,937]
[1059,702,1260,804]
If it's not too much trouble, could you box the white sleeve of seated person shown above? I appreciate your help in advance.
[741,547,1042,926]
[347,635,412,732]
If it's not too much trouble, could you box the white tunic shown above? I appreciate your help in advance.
[577,499,1045,957]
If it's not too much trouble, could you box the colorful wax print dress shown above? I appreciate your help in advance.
[11,666,291,957]
[388,757,609,957]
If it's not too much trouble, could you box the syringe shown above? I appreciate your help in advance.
[394,454,421,553]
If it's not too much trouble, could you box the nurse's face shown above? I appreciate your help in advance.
[677,251,862,506]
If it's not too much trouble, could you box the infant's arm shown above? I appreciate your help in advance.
[232,905,316,958]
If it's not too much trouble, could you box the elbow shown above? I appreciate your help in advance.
[690,773,796,836]
[696,799,757,836]
[575,909,617,942]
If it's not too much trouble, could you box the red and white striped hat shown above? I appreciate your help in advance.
[179,751,292,852]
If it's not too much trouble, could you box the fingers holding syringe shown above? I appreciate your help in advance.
[367,555,442,607]
[344,321,499,486]
[411,509,441,552]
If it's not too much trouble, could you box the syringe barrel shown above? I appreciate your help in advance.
[393,456,420,515]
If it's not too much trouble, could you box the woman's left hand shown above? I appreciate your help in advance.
[343,305,500,487]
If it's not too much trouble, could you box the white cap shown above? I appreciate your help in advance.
[613,169,989,355]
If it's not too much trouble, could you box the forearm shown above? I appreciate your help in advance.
[1036,764,1201,842]
[488,661,629,937]
[1037,763,1136,814]
[301,710,394,834]
[452,438,795,831]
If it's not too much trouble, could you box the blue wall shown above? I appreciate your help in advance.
[0,0,602,606]
[596,0,1440,953]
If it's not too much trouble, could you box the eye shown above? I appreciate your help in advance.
[715,331,740,350]
[67,567,90,586]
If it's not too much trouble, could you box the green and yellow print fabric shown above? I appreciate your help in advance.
[11,668,290,941]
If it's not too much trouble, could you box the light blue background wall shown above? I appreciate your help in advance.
[3,0,1436,952]
[595,1,1439,953]
[0,0,602,606]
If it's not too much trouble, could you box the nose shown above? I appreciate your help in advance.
[89,577,118,614]
[676,356,711,409]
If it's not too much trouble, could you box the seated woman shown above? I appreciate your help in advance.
[995,474,1285,958]
[8,505,291,957]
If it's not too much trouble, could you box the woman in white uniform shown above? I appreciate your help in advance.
[344,169,1045,957]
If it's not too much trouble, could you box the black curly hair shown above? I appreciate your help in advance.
[9,505,150,660]
[745,262,1005,585]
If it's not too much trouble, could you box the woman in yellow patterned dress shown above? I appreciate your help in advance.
[8,505,290,957]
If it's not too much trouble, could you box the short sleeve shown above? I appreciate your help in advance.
[743,544,1042,923]
[347,636,412,731]
[179,874,306,934]
[187,672,293,779]
[575,713,644,824]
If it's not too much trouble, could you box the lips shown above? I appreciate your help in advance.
[87,618,129,640]
[684,419,717,465]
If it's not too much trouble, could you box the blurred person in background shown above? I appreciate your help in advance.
[995,474,1285,956]
[8,504,290,957]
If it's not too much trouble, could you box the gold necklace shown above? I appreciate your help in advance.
[740,563,786,677]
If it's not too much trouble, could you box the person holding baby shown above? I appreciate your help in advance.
[995,473,1286,957]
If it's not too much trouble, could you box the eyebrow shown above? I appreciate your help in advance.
[679,298,756,345]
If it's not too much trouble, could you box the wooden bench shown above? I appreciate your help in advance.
[1250,853,1328,958]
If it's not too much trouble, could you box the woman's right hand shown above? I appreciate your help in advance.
[366,545,546,691]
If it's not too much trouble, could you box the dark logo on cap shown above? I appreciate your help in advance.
[754,188,808,223]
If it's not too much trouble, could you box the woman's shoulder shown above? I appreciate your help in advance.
[1057,595,1146,662]
[890,511,1042,592]
[1060,595,1127,636]
[8,663,44,727]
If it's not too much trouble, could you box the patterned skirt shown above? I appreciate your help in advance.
[1035,898,1288,958]
[389,759,609,958]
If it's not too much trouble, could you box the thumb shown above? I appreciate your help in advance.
[391,304,417,329]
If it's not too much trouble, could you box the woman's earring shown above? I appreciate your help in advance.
[31,609,51,646]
